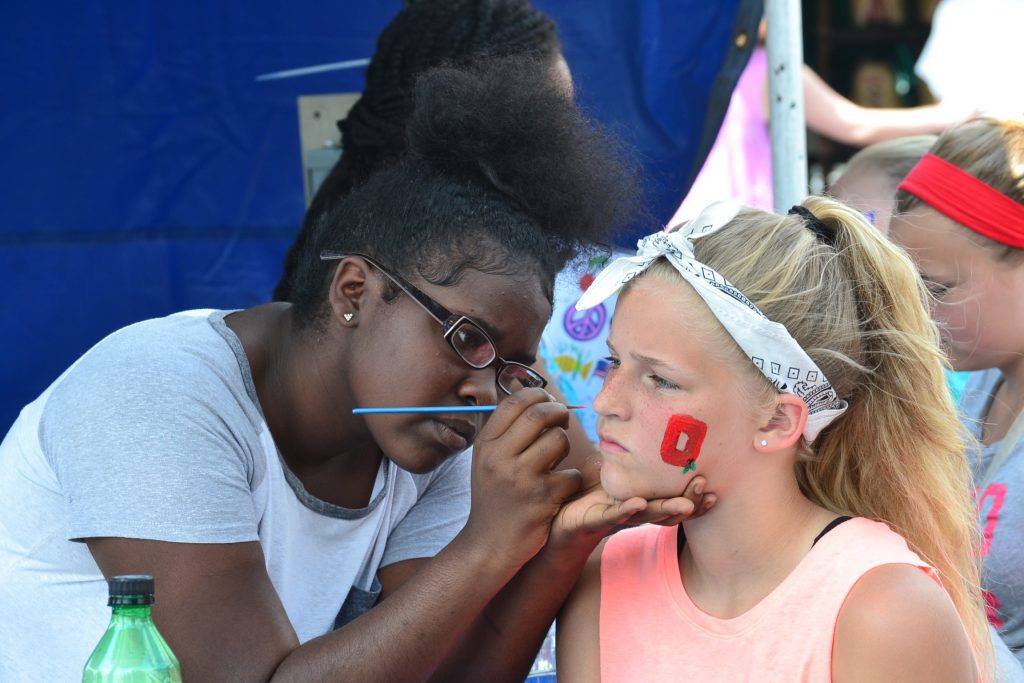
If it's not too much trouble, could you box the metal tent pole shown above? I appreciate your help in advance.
[765,0,807,210]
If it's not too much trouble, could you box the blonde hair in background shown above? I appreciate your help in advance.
[648,197,992,675]
[843,133,937,187]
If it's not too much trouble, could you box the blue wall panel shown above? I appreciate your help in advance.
[0,1,750,428]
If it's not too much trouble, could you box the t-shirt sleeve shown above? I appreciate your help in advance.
[40,323,261,544]
[380,448,471,567]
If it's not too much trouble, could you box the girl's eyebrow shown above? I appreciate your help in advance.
[608,339,687,374]
[631,352,684,374]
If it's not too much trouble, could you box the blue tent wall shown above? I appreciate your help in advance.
[0,1,756,429]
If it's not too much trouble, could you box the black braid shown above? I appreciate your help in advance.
[345,0,557,164]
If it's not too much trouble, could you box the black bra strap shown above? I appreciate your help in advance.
[812,515,852,547]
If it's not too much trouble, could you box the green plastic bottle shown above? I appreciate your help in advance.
[82,575,182,682]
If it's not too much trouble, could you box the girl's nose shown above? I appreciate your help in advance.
[593,369,627,420]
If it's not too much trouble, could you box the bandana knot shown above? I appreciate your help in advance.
[576,200,848,443]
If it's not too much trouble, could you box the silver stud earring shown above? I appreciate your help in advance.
[760,440,768,447]
[343,313,354,322]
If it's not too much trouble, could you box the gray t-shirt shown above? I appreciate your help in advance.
[960,368,1024,667]
[0,310,471,681]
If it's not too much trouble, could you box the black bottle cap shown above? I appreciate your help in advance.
[108,575,155,605]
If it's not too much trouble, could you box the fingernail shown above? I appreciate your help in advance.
[693,481,704,495]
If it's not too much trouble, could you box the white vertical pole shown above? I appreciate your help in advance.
[765,0,807,211]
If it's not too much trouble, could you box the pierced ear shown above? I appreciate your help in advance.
[328,257,371,325]
[755,394,808,451]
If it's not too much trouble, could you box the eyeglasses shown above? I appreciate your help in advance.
[320,251,548,396]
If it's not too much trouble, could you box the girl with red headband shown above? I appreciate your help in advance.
[891,117,1024,668]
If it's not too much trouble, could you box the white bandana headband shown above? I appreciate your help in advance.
[576,200,848,442]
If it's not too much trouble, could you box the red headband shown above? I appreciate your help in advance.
[898,153,1024,249]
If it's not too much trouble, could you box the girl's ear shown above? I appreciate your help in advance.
[754,394,808,452]
[328,257,372,326]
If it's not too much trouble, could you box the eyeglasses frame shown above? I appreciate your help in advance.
[319,250,547,395]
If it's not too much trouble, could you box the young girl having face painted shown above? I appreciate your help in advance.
[891,117,1024,668]
[555,199,993,682]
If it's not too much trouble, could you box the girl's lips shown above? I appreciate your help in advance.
[599,434,627,454]
[433,418,474,452]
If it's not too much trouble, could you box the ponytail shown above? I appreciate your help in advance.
[693,196,991,674]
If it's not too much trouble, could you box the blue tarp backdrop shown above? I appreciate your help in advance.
[1,1,756,429]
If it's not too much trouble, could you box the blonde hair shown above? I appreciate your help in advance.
[841,134,937,187]
[896,117,1024,260]
[642,197,991,672]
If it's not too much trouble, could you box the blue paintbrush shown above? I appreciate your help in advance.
[353,405,584,415]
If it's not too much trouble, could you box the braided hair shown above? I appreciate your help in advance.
[274,0,560,301]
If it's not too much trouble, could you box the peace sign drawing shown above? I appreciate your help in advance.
[563,301,607,341]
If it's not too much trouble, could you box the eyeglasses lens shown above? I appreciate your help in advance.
[498,364,546,394]
[450,321,497,368]
[449,320,547,395]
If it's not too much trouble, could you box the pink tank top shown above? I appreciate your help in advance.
[599,517,940,681]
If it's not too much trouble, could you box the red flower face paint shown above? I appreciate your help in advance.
[660,414,707,472]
